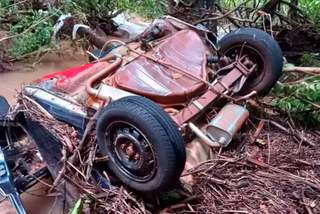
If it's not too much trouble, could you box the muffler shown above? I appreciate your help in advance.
[206,104,249,147]
[183,104,249,186]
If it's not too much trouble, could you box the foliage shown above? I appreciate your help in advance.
[300,53,313,66]
[222,0,320,23]
[223,0,265,8]
[9,9,59,57]
[272,60,320,125]
[297,0,320,22]
[0,1,61,57]
[0,0,162,58]
[68,199,83,214]
[273,77,320,125]
[120,0,163,20]
[64,0,163,21]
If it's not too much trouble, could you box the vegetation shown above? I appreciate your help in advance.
[211,0,320,125]
[274,78,320,125]
[2,0,319,57]
[0,0,162,58]
[273,60,320,125]
[222,0,320,23]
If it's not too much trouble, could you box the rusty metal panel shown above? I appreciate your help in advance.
[181,138,211,185]
[114,30,208,105]
[174,66,243,125]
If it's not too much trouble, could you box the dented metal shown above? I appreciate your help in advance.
[188,122,221,148]
[206,104,249,147]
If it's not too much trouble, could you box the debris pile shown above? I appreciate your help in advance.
[15,90,320,214]
[188,119,320,213]
[163,0,320,59]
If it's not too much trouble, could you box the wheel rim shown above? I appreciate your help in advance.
[105,121,157,182]
[224,45,266,88]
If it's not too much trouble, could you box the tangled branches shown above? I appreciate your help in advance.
[163,0,317,27]
[14,88,320,214]
[17,92,148,213]
[161,0,320,56]
[178,112,320,213]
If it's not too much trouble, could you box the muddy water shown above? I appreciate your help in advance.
[1,52,87,103]
[0,52,86,214]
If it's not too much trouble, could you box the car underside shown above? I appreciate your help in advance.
[0,16,283,214]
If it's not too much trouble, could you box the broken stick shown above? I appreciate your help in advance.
[251,116,315,147]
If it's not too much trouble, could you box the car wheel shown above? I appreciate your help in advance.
[218,27,283,96]
[96,96,186,193]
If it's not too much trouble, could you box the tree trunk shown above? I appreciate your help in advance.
[263,0,281,14]
[289,0,299,21]
[77,27,108,49]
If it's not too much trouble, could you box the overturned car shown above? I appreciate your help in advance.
[0,16,283,213]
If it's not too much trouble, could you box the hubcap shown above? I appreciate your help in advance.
[106,121,156,182]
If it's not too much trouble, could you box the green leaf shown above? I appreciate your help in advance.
[283,63,295,68]
[309,84,317,92]
[272,83,284,95]
[68,199,83,214]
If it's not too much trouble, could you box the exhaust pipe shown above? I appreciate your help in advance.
[189,104,249,148]
[188,122,221,148]
[86,55,122,100]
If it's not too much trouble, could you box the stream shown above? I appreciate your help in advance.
[0,51,87,214]
[1,52,87,103]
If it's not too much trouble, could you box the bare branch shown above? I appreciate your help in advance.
[194,0,250,24]
[283,66,320,74]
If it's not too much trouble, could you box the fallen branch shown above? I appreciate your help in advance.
[63,174,95,195]
[123,189,146,214]
[251,116,315,147]
[69,100,106,165]
[50,147,67,192]
[194,0,250,24]
[215,3,242,28]
[283,66,320,74]
[252,121,265,144]
[274,10,300,27]
[248,158,320,191]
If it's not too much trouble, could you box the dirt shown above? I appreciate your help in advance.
[185,114,320,214]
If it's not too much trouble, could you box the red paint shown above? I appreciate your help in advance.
[42,63,95,83]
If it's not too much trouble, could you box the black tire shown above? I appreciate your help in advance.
[96,96,186,193]
[218,28,283,96]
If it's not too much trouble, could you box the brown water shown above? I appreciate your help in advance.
[0,35,126,103]
[1,51,87,103]
[0,52,86,214]
[0,30,132,213]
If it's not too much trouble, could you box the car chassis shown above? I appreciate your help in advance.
[0,16,283,214]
